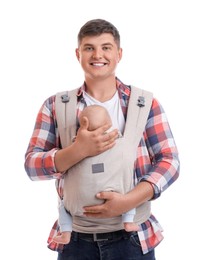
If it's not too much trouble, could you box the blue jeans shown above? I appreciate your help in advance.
[57,230,155,260]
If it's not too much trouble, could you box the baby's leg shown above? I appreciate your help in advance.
[122,208,139,232]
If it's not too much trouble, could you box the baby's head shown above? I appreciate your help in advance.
[79,105,112,131]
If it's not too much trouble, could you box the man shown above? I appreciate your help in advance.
[24,19,180,260]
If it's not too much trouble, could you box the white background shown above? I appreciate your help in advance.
[0,0,205,259]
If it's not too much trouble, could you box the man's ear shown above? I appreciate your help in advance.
[118,48,123,63]
[75,48,80,61]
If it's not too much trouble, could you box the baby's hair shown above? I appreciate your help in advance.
[79,105,112,131]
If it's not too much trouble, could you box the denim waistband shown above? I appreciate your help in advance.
[72,229,137,242]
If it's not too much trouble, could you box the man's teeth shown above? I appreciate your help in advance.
[92,63,105,66]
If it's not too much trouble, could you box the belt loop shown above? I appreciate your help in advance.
[93,233,98,241]
[93,233,109,242]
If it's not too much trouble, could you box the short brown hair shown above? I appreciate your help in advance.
[77,19,120,48]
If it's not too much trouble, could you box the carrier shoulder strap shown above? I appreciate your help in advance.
[55,86,153,148]
[124,86,153,146]
[55,88,78,148]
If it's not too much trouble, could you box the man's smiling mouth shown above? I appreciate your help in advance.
[90,62,107,66]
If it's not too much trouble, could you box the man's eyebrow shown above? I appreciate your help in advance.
[101,42,113,46]
[83,42,114,47]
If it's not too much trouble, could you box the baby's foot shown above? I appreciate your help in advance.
[53,232,71,244]
[124,222,139,232]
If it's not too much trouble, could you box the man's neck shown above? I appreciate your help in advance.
[85,77,117,102]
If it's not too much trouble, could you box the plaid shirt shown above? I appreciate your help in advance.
[24,78,180,254]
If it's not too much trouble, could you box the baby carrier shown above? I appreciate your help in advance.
[55,86,153,232]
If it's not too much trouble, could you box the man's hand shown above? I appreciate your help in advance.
[83,191,128,218]
[83,182,154,219]
[75,116,119,158]
[54,116,119,173]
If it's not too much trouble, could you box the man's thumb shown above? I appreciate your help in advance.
[96,191,113,200]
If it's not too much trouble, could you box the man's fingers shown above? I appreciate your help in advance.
[103,129,119,141]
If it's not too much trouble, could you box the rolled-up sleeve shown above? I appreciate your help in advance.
[24,96,62,181]
[138,98,180,199]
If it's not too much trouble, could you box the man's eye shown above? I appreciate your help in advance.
[103,46,110,50]
[85,47,93,51]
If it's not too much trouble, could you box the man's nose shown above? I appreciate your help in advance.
[92,48,103,59]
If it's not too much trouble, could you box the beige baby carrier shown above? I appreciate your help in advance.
[55,86,153,233]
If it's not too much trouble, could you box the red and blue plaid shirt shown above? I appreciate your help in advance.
[24,78,180,254]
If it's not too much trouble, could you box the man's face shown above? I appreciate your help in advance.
[76,33,122,81]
